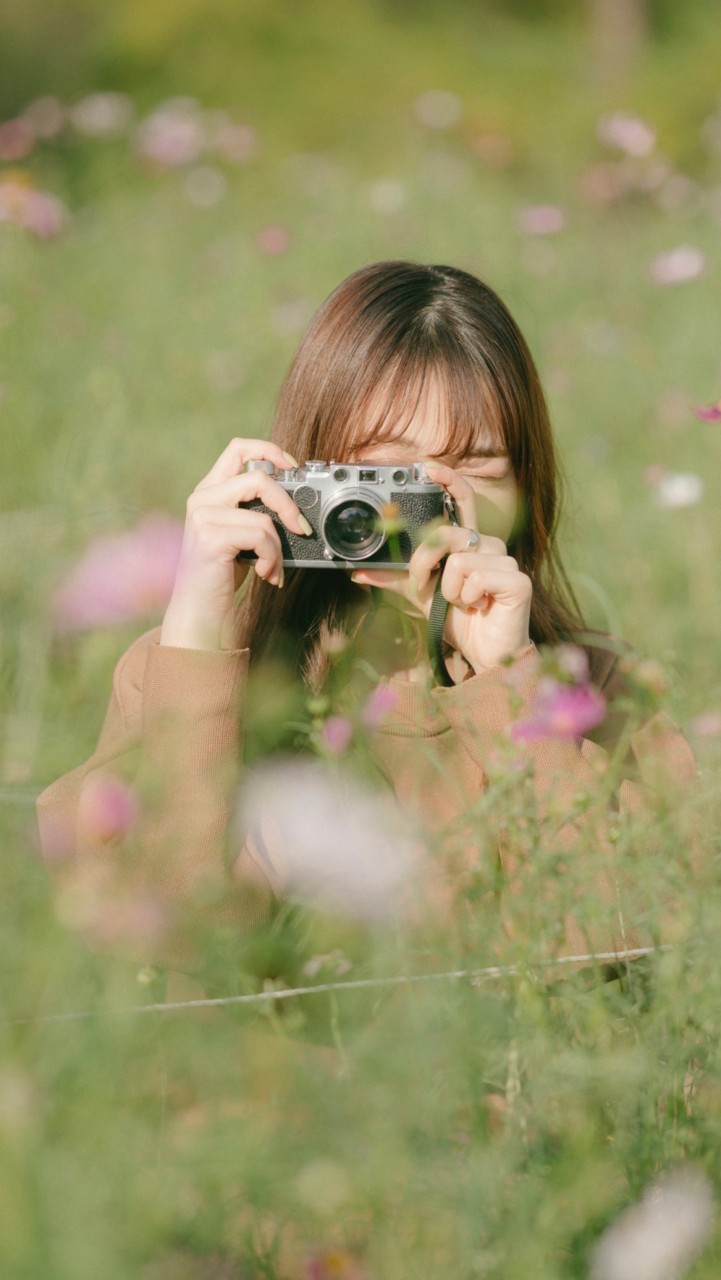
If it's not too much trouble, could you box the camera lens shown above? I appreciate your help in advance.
[322,497,385,560]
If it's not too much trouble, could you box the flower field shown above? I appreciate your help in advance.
[2,5,721,1277]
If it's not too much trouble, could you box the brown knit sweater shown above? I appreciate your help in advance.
[36,628,697,970]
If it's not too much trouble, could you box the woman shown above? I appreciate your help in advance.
[37,262,697,969]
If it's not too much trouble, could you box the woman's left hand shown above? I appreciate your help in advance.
[351,461,532,675]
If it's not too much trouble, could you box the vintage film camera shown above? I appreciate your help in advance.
[237,459,457,569]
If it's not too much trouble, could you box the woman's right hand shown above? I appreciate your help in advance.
[160,438,311,651]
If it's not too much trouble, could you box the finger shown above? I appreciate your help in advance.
[422,461,479,530]
[186,508,283,579]
[410,526,509,590]
[196,438,298,489]
[441,557,531,610]
[188,470,312,538]
[350,568,415,599]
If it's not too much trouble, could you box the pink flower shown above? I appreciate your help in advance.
[512,678,606,742]
[210,117,259,163]
[52,514,183,631]
[0,118,34,161]
[693,400,721,422]
[21,189,66,239]
[517,204,566,235]
[597,111,656,158]
[0,177,67,240]
[255,224,291,255]
[134,99,205,168]
[554,643,589,684]
[321,715,353,754]
[362,684,399,728]
[79,775,139,844]
[688,711,721,738]
[650,246,706,286]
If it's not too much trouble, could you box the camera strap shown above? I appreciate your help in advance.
[428,563,454,687]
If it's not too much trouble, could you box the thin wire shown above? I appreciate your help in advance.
[9,944,670,1027]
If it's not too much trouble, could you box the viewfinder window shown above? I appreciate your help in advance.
[358,468,378,482]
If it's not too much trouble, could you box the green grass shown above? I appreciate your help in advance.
[2,7,721,1277]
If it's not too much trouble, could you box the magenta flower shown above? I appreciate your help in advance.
[512,678,606,743]
[693,400,721,422]
[362,683,399,728]
[321,715,353,754]
[52,514,183,632]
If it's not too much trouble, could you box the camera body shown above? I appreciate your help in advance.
[238,459,455,568]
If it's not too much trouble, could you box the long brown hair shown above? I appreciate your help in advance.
[237,261,585,685]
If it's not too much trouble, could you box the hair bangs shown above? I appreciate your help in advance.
[347,346,505,462]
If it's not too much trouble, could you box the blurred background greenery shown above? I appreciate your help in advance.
[2,3,721,1276]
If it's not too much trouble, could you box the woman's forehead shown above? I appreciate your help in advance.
[350,377,505,457]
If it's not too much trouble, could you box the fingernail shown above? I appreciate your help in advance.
[298,515,313,536]
[277,569,285,588]
[284,451,299,467]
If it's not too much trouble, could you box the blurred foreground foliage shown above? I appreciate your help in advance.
[2,2,721,1276]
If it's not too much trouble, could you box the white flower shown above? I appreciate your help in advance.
[650,246,706,286]
[69,92,134,137]
[654,472,703,509]
[236,759,417,920]
[590,1169,714,1280]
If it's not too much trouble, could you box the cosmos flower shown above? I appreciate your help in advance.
[134,99,205,168]
[0,118,34,162]
[236,758,417,919]
[649,246,706,286]
[597,111,656,158]
[590,1169,714,1280]
[78,775,139,844]
[512,677,606,742]
[255,224,291,255]
[320,716,354,754]
[52,513,183,632]
[653,472,704,509]
[0,176,67,239]
[69,93,134,137]
[693,400,721,422]
[362,684,399,728]
[516,204,566,235]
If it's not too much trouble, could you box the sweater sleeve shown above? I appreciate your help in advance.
[430,645,698,963]
[36,629,276,960]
